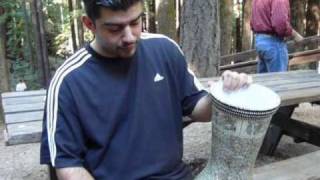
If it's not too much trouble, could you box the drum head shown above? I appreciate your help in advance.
[209,81,281,111]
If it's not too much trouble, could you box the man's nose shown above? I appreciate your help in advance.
[122,26,135,43]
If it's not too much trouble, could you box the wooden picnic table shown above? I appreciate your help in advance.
[201,69,320,155]
[200,69,320,106]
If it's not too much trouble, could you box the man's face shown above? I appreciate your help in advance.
[90,2,143,58]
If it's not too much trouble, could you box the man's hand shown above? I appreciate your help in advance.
[221,70,252,92]
[189,70,252,122]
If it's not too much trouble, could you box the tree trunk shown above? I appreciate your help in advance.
[306,0,320,37]
[220,0,233,56]
[242,0,253,51]
[31,0,50,88]
[146,0,156,33]
[75,0,84,48]
[0,7,10,92]
[235,0,242,52]
[290,0,306,35]
[68,0,77,52]
[22,0,36,68]
[306,0,319,69]
[180,0,220,77]
[155,0,177,40]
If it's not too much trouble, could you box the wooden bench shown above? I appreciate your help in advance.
[1,90,46,145]
[220,35,320,73]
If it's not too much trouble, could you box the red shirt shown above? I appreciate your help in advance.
[251,0,292,37]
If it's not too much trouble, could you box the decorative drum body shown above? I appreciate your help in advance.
[196,82,280,180]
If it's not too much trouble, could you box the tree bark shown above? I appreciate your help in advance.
[306,0,320,37]
[146,0,157,33]
[180,0,220,77]
[0,7,10,92]
[242,0,253,51]
[31,0,50,88]
[220,0,233,56]
[290,0,306,35]
[155,0,177,40]
[235,0,242,52]
[305,0,319,69]
[68,0,77,52]
[75,0,84,48]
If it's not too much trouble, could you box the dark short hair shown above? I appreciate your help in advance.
[83,0,143,21]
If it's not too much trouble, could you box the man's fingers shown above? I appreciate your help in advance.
[223,71,238,91]
[230,72,240,90]
[221,71,252,92]
[239,73,252,88]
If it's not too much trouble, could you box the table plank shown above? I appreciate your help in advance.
[277,87,320,106]
[200,70,320,106]
[254,150,320,180]
[254,78,320,87]
[264,81,320,92]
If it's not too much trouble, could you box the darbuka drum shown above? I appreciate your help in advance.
[196,82,280,180]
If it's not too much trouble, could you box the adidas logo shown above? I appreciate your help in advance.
[154,73,164,82]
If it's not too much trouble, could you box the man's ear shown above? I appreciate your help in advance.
[82,16,96,32]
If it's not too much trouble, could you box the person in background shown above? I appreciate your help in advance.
[40,0,252,179]
[251,0,304,73]
[15,79,27,92]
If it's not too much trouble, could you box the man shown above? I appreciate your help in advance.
[251,0,304,73]
[15,79,27,92]
[40,0,251,179]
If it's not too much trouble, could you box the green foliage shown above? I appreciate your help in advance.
[1,0,40,90]
[11,60,41,90]
[1,0,92,91]
[2,2,24,59]
[44,0,91,57]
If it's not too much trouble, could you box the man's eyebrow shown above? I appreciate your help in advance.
[103,12,144,26]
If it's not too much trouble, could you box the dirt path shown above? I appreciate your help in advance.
[0,103,319,179]
[0,123,48,180]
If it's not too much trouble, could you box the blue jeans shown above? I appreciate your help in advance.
[255,34,288,73]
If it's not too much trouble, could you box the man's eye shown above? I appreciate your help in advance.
[107,26,122,32]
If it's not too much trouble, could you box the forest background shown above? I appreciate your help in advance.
[0,0,319,93]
